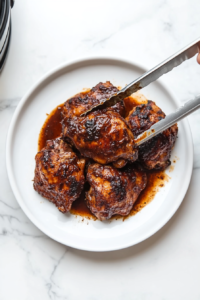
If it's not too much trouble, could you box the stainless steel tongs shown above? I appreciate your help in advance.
[81,38,200,145]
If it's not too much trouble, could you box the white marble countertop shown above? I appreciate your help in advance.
[1,0,200,299]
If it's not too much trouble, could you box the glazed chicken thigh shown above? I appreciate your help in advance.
[126,100,178,170]
[86,163,147,220]
[126,100,165,136]
[33,138,85,213]
[62,109,138,165]
[62,81,124,118]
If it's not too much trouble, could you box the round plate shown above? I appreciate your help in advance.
[6,57,193,252]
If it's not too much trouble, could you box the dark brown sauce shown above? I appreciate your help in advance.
[38,97,169,220]
[38,104,64,151]
[129,170,169,217]
[70,184,95,219]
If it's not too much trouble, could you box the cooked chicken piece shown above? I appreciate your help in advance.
[63,81,125,118]
[126,100,178,170]
[123,92,148,116]
[86,163,147,220]
[33,138,85,213]
[139,125,178,170]
[62,109,138,165]
[103,101,125,116]
[112,158,127,168]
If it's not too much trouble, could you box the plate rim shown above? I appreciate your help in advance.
[6,55,194,252]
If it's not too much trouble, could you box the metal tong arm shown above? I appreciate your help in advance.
[81,37,200,115]
[136,94,200,146]
[118,38,200,99]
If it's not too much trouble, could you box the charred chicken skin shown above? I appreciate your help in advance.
[86,163,147,220]
[33,138,85,213]
[126,100,178,170]
[63,81,125,118]
[62,109,138,165]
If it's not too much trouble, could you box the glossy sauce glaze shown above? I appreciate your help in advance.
[38,98,169,220]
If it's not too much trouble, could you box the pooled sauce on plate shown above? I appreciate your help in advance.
[38,95,170,220]
[128,169,169,218]
[38,104,64,150]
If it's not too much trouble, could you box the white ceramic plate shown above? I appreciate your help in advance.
[6,57,193,252]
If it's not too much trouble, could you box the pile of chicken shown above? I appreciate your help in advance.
[33,82,178,220]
